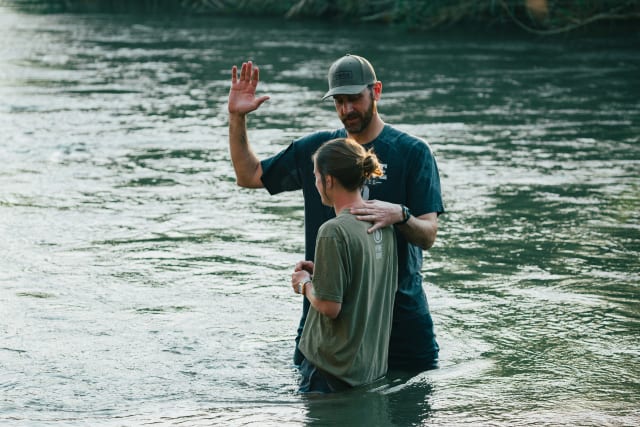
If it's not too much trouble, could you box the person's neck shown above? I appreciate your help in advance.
[332,192,364,215]
[347,116,385,145]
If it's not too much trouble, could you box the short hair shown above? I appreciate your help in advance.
[313,138,383,191]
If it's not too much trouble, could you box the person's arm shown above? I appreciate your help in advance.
[291,270,342,319]
[228,61,270,188]
[397,211,438,250]
[303,282,342,320]
[350,201,438,250]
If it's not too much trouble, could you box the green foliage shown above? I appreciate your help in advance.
[3,0,640,34]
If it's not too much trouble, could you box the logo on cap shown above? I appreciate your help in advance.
[332,70,353,85]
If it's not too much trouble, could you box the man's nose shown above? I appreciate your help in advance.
[341,101,354,114]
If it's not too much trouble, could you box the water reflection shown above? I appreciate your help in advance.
[303,373,433,427]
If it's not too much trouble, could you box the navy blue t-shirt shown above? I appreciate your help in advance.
[261,124,445,319]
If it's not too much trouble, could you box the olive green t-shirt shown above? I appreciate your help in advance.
[299,210,398,387]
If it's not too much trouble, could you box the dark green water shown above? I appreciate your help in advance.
[0,7,638,426]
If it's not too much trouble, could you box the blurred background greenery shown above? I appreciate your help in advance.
[3,0,640,35]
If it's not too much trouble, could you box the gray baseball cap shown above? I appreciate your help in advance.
[322,54,377,100]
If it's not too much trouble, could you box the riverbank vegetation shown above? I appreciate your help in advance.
[4,0,640,35]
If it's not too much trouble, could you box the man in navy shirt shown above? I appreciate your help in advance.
[227,54,445,371]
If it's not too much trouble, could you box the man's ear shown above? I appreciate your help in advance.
[373,81,382,100]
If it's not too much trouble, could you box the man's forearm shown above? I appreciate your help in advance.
[228,113,263,188]
[397,212,438,250]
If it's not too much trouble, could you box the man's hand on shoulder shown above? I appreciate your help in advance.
[350,200,401,233]
[351,200,438,249]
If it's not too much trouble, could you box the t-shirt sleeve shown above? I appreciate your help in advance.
[407,142,445,217]
[260,142,303,195]
[260,130,345,195]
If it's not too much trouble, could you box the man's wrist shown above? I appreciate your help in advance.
[397,205,411,225]
[229,111,247,120]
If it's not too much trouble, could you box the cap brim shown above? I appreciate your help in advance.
[322,85,368,100]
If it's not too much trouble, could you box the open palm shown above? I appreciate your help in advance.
[228,61,270,114]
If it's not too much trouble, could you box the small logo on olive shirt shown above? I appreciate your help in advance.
[373,229,384,259]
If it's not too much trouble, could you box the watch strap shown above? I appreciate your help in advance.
[397,205,411,225]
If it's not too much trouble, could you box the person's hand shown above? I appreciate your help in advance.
[350,200,402,233]
[294,260,314,275]
[291,270,311,294]
[228,61,270,115]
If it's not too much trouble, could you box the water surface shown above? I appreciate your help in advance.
[0,8,639,426]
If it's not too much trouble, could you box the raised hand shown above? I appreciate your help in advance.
[228,61,270,115]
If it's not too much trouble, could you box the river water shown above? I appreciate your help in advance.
[1,7,638,426]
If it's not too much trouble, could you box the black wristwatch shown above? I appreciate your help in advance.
[397,205,411,225]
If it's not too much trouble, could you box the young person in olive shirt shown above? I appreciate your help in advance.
[290,138,397,392]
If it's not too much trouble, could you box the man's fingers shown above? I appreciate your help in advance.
[367,223,382,234]
[233,61,261,87]
[240,61,252,81]
[255,95,270,107]
[251,66,260,87]
[231,65,237,83]
[350,207,366,215]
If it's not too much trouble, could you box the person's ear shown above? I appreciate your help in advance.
[373,81,382,100]
[325,174,334,190]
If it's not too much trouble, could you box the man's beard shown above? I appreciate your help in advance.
[341,99,375,134]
